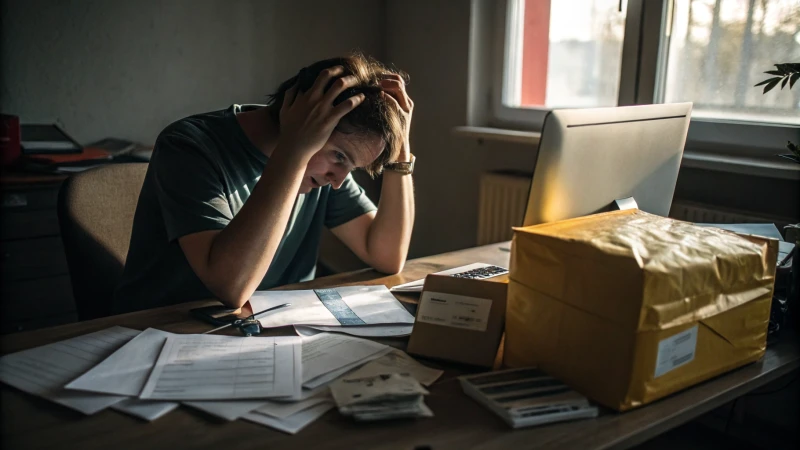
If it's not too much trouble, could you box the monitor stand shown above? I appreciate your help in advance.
[611,197,638,211]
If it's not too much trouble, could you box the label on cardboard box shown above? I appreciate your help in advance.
[654,325,698,378]
[417,292,492,332]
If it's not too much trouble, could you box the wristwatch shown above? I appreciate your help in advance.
[384,154,416,175]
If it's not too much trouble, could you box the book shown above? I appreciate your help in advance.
[459,368,598,428]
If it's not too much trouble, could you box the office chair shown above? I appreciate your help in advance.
[57,163,148,320]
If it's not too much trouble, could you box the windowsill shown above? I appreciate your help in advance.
[682,152,800,180]
[453,127,798,180]
[452,126,541,145]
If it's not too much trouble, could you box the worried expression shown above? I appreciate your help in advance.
[299,131,384,194]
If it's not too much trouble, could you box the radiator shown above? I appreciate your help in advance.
[669,201,791,230]
[477,171,531,245]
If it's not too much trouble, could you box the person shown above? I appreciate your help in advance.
[112,53,415,313]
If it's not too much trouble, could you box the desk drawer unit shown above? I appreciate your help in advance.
[0,180,77,333]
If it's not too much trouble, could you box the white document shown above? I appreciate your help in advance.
[183,337,302,419]
[300,333,391,387]
[185,399,269,421]
[294,324,413,338]
[343,349,443,387]
[654,325,698,378]
[390,263,501,292]
[243,402,335,435]
[303,347,392,390]
[140,335,299,400]
[250,286,414,328]
[0,326,139,415]
[253,394,330,419]
[66,328,170,396]
[112,398,179,421]
[417,291,493,332]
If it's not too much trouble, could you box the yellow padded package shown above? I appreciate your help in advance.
[504,209,778,411]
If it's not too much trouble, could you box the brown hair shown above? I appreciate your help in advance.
[267,53,408,177]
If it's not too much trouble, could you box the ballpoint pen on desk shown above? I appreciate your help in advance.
[204,303,291,337]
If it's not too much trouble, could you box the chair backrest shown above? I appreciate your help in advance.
[57,163,148,320]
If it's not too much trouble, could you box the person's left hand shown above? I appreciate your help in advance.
[380,75,413,161]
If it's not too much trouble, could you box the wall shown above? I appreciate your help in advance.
[1,0,385,146]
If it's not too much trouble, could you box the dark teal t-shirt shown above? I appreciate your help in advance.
[112,105,377,314]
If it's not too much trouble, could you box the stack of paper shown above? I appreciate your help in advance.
[330,373,432,421]
[300,332,393,388]
[250,286,415,337]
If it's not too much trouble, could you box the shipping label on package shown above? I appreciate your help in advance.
[417,292,492,332]
[654,325,698,378]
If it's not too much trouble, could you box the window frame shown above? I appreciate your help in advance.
[486,0,800,160]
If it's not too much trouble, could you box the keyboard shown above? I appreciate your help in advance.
[390,263,509,293]
[451,265,509,280]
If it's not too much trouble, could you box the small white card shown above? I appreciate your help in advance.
[417,292,492,332]
[654,325,698,378]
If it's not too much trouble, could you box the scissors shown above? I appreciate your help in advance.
[203,303,291,337]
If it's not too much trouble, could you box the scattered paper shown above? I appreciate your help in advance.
[243,402,335,434]
[250,286,414,328]
[294,324,413,338]
[140,335,299,400]
[330,373,431,421]
[252,394,331,419]
[343,349,443,386]
[112,398,179,421]
[66,328,170,396]
[300,333,391,388]
[0,326,139,414]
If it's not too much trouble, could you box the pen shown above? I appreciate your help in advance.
[203,303,291,335]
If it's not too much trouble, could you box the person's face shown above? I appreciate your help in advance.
[299,131,384,194]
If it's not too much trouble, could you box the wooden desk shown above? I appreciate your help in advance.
[1,242,798,450]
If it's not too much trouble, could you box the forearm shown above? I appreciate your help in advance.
[366,170,415,273]
[204,148,309,307]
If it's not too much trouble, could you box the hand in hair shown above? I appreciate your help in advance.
[276,66,366,159]
[380,74,414,160]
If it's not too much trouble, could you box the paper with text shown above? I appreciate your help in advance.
[140,335,298,400]
[250,286,414,328]
[0,326,139,414]
[183,337,302,419]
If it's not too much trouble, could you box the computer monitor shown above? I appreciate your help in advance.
[522,103,692,227]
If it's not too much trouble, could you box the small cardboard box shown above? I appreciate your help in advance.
[407,274,508,367]
[504,209,778,411]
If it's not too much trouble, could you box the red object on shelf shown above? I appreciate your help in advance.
[1,114,22,166]
[26,147,112,164]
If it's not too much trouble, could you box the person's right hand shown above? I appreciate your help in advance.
[277,66,365,159]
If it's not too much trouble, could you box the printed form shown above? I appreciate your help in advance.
[140,334,296,400]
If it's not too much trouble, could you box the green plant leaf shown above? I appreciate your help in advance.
[790,73,799,89]
[754,77,780,87]
[788,141,800,158]
[765,70,783,76]
[781,76,789,89]
[763,78,781,93]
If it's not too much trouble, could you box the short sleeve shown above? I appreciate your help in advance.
[151,130,232,241]
[324,173,377,228]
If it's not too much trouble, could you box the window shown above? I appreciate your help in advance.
[503,0,627,109]
[491,0,800,153]
[659,0,800,125]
